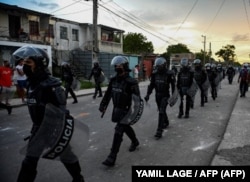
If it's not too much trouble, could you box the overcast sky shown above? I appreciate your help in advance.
[1,0,250,63]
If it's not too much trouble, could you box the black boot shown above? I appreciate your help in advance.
[0,102,12,115]
[154,130,162,139]
[124,126,139,152]
[129,139,139,152]
[17,160,37,182]
[102,131,123,166]
[63,161,84,182]
[72,100,78,104]
[7,105,12,114]
[102,153,116,166]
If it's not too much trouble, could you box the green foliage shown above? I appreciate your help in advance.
[215,44,236,63]
[80,80,94,89]
[123,32,154,54]
[79,80,107,89]
[167,43,191,54]
[161,43,191,60]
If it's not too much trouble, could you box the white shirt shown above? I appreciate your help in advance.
[16,65,27,80]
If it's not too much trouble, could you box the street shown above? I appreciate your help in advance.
[0,77,239,182]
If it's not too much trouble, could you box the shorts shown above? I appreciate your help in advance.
[17,80,27,89]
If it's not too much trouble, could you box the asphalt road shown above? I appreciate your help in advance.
[0,77,239,182]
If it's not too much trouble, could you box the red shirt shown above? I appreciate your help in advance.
[0,66,13,87]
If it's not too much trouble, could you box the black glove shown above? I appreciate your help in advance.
[144,95,149,102]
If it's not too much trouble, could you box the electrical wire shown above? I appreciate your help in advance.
[204,0,226,33]
[242,0,250,32]
[174,0,199,35]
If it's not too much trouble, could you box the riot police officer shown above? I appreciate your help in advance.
[205,63,218,100]
[177,58,194,118]
[193,59,207,107]
[61,62,78,104]
[12,46,84,182]
[144,57,176,139]
[88,62,103,99]
[226,64,235,84]
[99,56,142,167]
[238,63,249,97]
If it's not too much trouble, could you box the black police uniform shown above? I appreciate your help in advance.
[17,71,84,182]
[62,65,78,103]
[88,64,103,98]
[194,67,207,106]
[177,66,194,118]
[226,66,235,84]
[145,68,175,138]
[207,67,218,100]
[99,73,140,166]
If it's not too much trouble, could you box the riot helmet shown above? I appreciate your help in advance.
[111,56,130,73]
[154,57,166,72]
[217,63,222,68]
[94,61,99,67]
[193,59,202,70]
[243,63,248,68]
[205,63,211,70]
[12,45,49,69]
[193,59,201,65]
[61,61,70,67]
[180,58,189,67]
[211,63,216,70]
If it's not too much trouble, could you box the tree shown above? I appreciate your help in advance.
[123,32,154,54]
[160,43,191,65]
[215,44,236,64]
[194,50,212,63]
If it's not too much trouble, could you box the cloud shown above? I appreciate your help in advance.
[29,0,59,10]
[232,34,249,42]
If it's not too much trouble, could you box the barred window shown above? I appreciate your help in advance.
[60,26,68,39]
[29,21,39,35]
[46,24,54,38]
[72,29,79,41]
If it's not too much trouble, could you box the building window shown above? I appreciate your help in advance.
[60,26,68,39]
[29,21,39,35]
[46,24,54,38]
[72,29,79,41]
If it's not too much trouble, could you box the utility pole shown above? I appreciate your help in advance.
[201,35,206,65]
[93,0,98,63]
[209,42,211,63]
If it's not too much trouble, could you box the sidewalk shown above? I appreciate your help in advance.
[9,80,150,107]
[211,91,250,165]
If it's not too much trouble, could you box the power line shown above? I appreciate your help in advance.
[101,1,178,43]
[174,0,199,35]
[98,3,171,44]
[204,0,226,33]
[243,0,250,32]
[50,0,83,14]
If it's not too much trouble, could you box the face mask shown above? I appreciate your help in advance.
[115,67,124,74]
[23,64,33,77]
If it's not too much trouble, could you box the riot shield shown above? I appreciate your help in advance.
[168,86,179,107]
[202,76,210,91]
[20,104,89,161]
[99,71,105,83]
[119,94,144,125]
[187,79,198,98]
[214,74,221,87]
[71,77,81,91]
